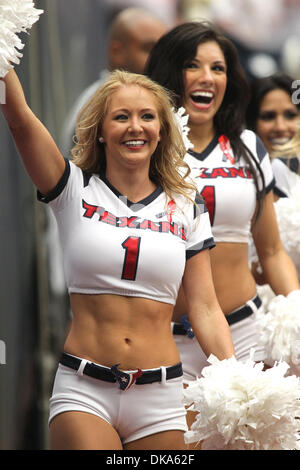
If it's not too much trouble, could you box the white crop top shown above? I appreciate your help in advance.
[38,160,215,304]
[184,129,275,243]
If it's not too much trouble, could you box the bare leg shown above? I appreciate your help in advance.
[49,411,123,450]
[124,430,187,450]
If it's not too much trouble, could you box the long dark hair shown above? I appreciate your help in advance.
[145,21,266,218]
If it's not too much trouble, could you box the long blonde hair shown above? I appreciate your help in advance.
[71,70,196,202]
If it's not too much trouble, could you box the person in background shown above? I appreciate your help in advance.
[270,127,300,280]
[270,124,300,198]
[246,74,300,283]
[60,7,168,157]
[145,21,300,438]
[246,73,300,199]
[102,0,180,27]
[1,65,235,450]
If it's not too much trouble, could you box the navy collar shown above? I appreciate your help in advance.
[187,135,219,161]
[99,172,163,211]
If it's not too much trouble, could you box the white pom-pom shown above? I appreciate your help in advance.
[183,354,300,450]
[257,290,300,373]
[0,0,43,77]
[256,284,275,310]
[274,180,300,278]
[291,340,300,376]
[173,107,194,152]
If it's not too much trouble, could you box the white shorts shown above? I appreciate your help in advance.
[173,295,266,383]
[49,359,187,445]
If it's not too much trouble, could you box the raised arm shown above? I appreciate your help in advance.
[182,249,235,360]
[252,190,300,294]
[1,69,65,195]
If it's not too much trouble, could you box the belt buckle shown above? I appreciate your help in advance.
[111,364,142,391]
[180,315,194,339]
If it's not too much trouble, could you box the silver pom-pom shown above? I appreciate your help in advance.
[183,354,300,450]
[0,0,43,78]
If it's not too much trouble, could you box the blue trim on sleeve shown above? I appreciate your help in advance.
[273,186,288,198]
[265,177,275,194]
[279,156,300,174]
[255,135,267,163]
[37,158,70,203]
[186,237,215,260]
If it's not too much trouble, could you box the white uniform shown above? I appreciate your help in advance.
[39,158,215,442]
[272,157,300,198]
[271,156,300,279]
[38,159,215,304]
[184,129,274,242]
[173,129,275,382]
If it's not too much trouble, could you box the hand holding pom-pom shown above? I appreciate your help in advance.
[183,354,300,450]
[257,289,300,372]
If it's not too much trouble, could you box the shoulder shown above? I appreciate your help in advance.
[272,157,300,197]
[286,156,300,174]
[37,159,97,209]
[240,129,268,163]
[271,157,286,173]
[272,156,300,175]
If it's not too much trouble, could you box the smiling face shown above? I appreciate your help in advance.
[101,85,161,174]
[256,88,300,154]
[182,40,227,134]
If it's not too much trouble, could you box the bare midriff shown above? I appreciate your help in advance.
[64,293,180,370]
[173,242,257,322]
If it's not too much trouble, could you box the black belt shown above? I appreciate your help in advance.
[173,295,262,336]
[60,353,182,389]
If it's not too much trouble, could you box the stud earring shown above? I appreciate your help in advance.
[99,136,105,143]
